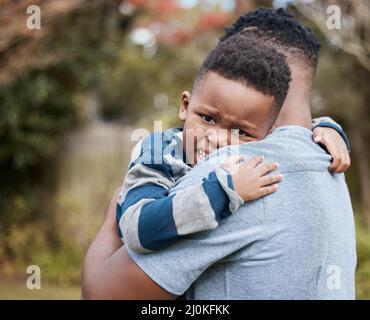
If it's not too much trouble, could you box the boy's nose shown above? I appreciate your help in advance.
[206,128,229,150]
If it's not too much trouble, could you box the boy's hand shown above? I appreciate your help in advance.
[221,155,282,201]
[312,127,351,173]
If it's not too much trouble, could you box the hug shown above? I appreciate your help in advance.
[82,8,355,300]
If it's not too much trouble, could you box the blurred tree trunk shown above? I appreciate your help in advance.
[350,125,370,229]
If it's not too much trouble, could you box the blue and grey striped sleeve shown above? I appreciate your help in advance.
[119,167,243,253]
[116,131,243,253]
[312,116,351,152]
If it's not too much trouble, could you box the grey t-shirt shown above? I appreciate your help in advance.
[127,126,357,299]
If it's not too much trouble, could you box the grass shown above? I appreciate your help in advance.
[355,223,370,300]
[0,266,369,300]
[0,280,81,300]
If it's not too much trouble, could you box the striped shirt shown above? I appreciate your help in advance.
[116,127,243,253]
[116,118,350,253]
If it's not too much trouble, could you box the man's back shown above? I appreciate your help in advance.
[175,126,356,299]
[127,126,356,300]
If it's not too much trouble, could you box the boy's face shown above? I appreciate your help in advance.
[179,72,275,165]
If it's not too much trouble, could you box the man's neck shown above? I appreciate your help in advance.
[274,100,312,129]
[273,66,313,129]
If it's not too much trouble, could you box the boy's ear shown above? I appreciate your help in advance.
[179,91,191,121]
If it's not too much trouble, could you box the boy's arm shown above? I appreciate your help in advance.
[118,131,230,252]
[120,167,241,253]
[121,156,281,253]
[119,131,238,253]
[311,117,351,172]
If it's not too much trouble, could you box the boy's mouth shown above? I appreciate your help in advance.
[197,148,209,161]
[199,149,206,159]
[192,139,213,163]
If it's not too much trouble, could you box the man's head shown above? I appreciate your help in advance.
[220,7,321,75]
[179,34,291,165]
[219,8,321,128]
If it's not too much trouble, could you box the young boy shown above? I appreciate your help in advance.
[116,34,348,254]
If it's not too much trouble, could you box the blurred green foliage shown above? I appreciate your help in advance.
[0,3,130,280]
[0,67,77,235]
[356,223,370,299]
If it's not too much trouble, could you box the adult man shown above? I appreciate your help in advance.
[82,8,356,299]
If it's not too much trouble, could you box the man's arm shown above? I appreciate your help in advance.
[81,189,175,300]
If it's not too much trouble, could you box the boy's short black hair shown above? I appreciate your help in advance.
[193,34,291,123]
[220,8,321,69]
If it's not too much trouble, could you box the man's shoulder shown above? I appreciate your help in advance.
[221,126,332,173]
[172,126,331,192]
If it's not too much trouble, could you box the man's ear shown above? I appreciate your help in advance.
[179,91,191,121]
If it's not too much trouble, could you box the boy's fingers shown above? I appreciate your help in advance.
[313,130,323,143]
[345,153,351,169]
[336,149,347,172]
[314,127,351,173]
[313,127,325,143]
[329,149,341,171]
[330,159,341,172]
[258,173,283,187]
[228,154,245,164]
[256,162,279,176]
[326,141,339,171]
[258,184,279,197]
[341,147,351,171]
[221,155,244,169]
[245,155,264,168]
[315,130,336,168]
[335,148,350,173]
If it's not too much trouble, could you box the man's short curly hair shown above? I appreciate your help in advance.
[220,8,321,69]
[193,34,291,124]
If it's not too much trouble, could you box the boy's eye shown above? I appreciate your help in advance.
[201,114,216,125]
[232,128,248,137]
